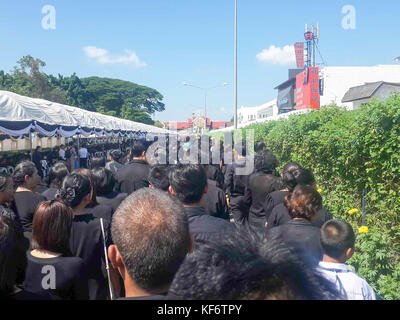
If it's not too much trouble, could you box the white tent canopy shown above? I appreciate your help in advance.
[0,90,173,138]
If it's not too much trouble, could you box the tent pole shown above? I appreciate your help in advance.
[30,133,33,161]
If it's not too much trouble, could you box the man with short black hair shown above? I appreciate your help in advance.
[168,164,235,247]
[108,188,192,299]
[148,165,170,191]
[317,219,376,300]
[116,141,150,195]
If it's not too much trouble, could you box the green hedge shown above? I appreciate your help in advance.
[231,95,400,299]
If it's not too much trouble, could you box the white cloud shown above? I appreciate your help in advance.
[83,46,147,67]
[256,45,296,66]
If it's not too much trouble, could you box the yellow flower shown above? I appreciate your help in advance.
[348,208,359,215]
[358,226,369,234]
[317,188,322,193]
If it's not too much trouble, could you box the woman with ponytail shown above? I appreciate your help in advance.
[56,173,120,300]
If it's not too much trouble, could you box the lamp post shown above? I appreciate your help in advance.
[395,56,400,63]
[183,82,229,131]
[234,0,238,130]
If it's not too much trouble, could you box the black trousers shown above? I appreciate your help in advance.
[229,195,249,225]
[79,158,88,168]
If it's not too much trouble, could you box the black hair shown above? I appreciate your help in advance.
[91,168,116,196]
[282,162,303,191]
[13,161,37,188]
[112,188,190,291]
[297,168,316,186]
[320,219,356,260]
[0,173,12,193]
[48,162,70,189]
[148,165,170,191]
[110,150,123,162]
[168,164,207,204]
[256,149,279,173]
[90,157,106,169]
[56,173,92,208]
[131,141,145,157]
[254,141,266,153]
[168,229,342,300]
[234,140,247,157]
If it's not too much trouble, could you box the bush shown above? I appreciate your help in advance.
[239,95,400,299]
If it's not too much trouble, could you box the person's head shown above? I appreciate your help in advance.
[284,184,322,221]
[73,168,96,203]
[148,165,170,191]
[91,168,116,196]
[0,173,14,204]
[13,161,41,190]
[110,150,124,164]
[168,164,208,205]
[254,141,266,153]
[168,229,341,300]
[0,217,19,296]
[35,146,42,153]
[296,168,316,188]
[282,162,303,191]
[31,200,73,256]
[109,188,191,295]
[234,140,247,158]
[48,162,70,189]
[320,219,356,262]
[131,141,146,158]
[56,173,93,209]
[60,144,65,150]
[90,157,105,169]
[256,149,278,173]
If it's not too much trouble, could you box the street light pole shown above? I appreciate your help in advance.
[234,0,238,130]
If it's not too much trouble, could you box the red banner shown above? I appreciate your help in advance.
[294,42,304,69]
[295,67,319,110]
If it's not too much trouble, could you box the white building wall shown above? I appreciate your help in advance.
[320,65,400,110]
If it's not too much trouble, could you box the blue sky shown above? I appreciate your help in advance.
[0,0,399,122]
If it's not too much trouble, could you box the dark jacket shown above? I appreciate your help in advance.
[183,206,235,247]
[97,192,127,212]
[266,219,323,265]
[267,203,333,230]
[116,159,150,195]
[243,172,283,230]
[204,180,229,220]
[263,190,289,219]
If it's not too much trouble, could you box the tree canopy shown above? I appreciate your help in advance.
[0,55,165,125]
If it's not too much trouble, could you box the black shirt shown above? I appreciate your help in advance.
[24,252,89,300]
[263,190,289,219]
[69,213,112,300]
[13,191,47,233]
[183,206,235,247]
[116,159,150,195]
[97,192,127,212]
[266,219,323,265]
[42,187,58,201]
[83,202,114,222]
[204,180,229,220]
[267,203,333,230]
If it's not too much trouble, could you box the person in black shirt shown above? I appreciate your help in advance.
[243,150,284,232]
[92,167,127,212]
[264,161,303,225]
[267,168,332,229]
[0,216,49,300]
[74,168,113,222]
[116,141,150,195]
[56,173,121,299]
[24,200,89,300]
[12,161,46,240]
[42,162,70,201]
[266,185,324,266]
[105,150,125,176]
[109,188,192,300]
[224,140,253,225]
[169,164,235,247]
[32,146,44,178]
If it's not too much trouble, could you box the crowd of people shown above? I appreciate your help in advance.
[0,136,378,300]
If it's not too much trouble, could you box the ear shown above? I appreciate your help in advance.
[24,174,30,183]
[168,185,175,196]
[203,183,209,195]
[149,184,153,189]
[108,245,125,275]
[141,151,146,157]
[188,234,195,253]
[346,247,354,260]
